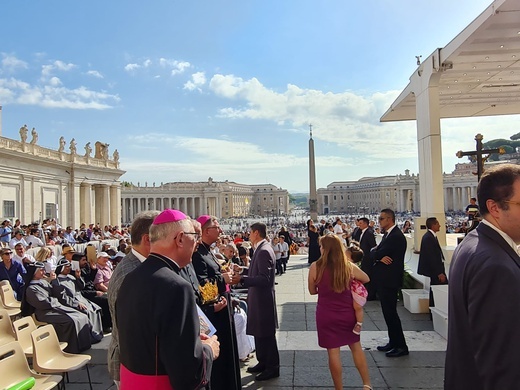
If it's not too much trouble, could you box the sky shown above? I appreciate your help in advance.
[1,0,517,193]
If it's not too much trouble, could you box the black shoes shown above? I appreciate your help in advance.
[246,363,265,373]
[255,368,280,381]
[376,343,393,352]
[385,347,409,357]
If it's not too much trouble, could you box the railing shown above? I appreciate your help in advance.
[0,136,119,169]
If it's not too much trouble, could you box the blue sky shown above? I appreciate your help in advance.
[1,0,517,192]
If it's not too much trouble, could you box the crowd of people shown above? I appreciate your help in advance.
[9,177,520,390]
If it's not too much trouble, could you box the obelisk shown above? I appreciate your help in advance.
[309,124,318,222]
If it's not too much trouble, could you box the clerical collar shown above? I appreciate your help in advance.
[149,253,181,270]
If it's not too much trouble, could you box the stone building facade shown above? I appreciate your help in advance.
[317,166,481,214]
[120,179,289,223]
[0,124,124,227]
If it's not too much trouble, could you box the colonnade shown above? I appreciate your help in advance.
[444,186,478,212]
[398,189,418,212]
[121,195,220,224]
[78,183,121,227]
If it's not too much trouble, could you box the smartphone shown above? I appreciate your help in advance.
[71,260,80,271]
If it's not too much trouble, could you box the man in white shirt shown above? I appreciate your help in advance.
[278,235,289,274]
[25,228,45,248]
[9,230,29,249]
[12,242,36,268]
[333,218,344,235]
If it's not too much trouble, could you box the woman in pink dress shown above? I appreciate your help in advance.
[308,234,372,390]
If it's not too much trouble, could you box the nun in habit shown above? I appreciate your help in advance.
[51,258,103,343]
[21,262,92,353]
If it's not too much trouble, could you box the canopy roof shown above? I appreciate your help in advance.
[381,0,520,122]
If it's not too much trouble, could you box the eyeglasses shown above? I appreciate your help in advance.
[174,232,201,241]
[378,217,388,221]
[504,200,520,207]
[206,226,221,231]
[184,232,201,240]
[2,252,12,255]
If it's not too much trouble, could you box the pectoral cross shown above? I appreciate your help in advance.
[456,133,505,181]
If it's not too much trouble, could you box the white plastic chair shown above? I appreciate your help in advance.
[0,307,16,346]
[0,340,62,390]
[31,324,92,390]
[13,316,67,357]
[0,284,22,309]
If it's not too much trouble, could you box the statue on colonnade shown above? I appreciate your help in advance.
[95,141,109,160]
[113,149,119,163]
[30,128,38,145]
[19,125,28,143]
[69,138,77,155]
[85,142,92,157]
[58,136,66,152]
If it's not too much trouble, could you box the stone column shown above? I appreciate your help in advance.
[110,185,121,226]
[80,183,93,225]
[94,185,110,227]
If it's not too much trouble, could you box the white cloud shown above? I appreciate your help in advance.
[86,70,103,78]
[0,76,120,110]
[124,63,140,72]
[126,57,190,77]
[159,58,191,74]
[208,73,415,159]
[49,76,62,86]
[41,60,75,78]
[184,71,206,91]
[1,54,28,73]
[171,61,190,75]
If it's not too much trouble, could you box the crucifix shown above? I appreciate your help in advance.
[456,133,505,181]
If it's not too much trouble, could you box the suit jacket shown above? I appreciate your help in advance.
[417,231,445,281]
[107,251,141,381]
[351,226,361,242]
[241,240,278,337]
[445,223,520,389]
[369,226,407,288]
[117,254,212,390]
[359,228,377,273]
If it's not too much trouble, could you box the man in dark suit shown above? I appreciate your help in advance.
[351,218,362,242]
[445,164,520,389]
[417,217,447,307]
[357,217,377,300]
[370,208,408,357]
[107,210,158,388]
[237,222,280,381]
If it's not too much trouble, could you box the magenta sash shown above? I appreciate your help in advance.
[120,364,173,390]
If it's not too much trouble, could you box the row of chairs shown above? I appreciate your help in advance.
[0,284,93,390]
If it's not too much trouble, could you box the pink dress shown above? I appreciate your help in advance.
[316,269,359,348]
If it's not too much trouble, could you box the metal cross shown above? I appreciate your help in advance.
[456,133,505,181]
